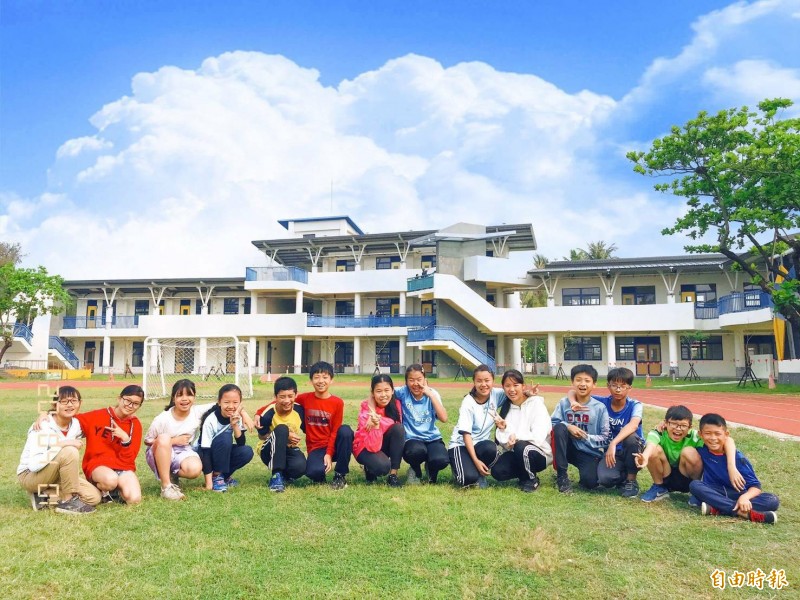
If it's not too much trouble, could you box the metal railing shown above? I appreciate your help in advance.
[694,301,719,320]
[408,326,496,372]
[48,336,80,369]
[62,315,140,329]
[307,314,436,328]
[246,266,309,284]
[718,291,774,315]
[407,274,434,292]
[13,322,33,344]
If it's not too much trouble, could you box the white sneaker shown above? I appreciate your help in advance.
[161,483,186,501]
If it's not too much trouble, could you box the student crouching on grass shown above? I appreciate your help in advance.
[353,374,405,487]
[396,364,449,485]
[197,384,254,493]
[18,386,101,514]
[448,364,507,489]
[490,370,552,493]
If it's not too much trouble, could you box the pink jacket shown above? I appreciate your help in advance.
[352,398,402,457]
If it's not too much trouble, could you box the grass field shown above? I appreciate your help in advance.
[0,377,797,599]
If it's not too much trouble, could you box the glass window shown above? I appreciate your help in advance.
[680,283,717,303]
[244,298,251,315]
[616,337,635,361]
[223,298,239,315]
[134,300,149,316]
[336,259,355,272]
[421,254,437,269]
[562,287,600,306]
[680,336,723,360]
[335,300,355,316]
[565,337,602,361]
[621,286,656,305]
[376,257,400,270]
[131,342,144,367]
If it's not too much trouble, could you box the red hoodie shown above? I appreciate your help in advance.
[76,408,142,477]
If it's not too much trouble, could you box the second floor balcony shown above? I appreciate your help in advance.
[246,266,309,284]
[63,315,140,329]
[307,314,436,328]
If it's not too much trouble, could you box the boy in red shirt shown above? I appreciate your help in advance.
[295,361,353,490]
[76,384,144,504]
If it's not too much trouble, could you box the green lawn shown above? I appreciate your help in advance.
[0,379,796,599]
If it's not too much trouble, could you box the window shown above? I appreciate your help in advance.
[335,300,354,316]
[179,299,191,315]
[746,335,775,358]
[562,287,600,306]
[334,342,354,372]
[616,337,635,361]
[375,298,398,317]
[131,342,144,367]
[565,337,602,361]
[336,259,355,272]
[223,298,239,315]
[244,298,251,314]
[421,254,437,269]
[680,283,717,303]
[681,336,723,360]
[134,300,149,316]
[743,283,762,307]
[376,256,400,270]
[621,286,656,305]
[99,341,115,367]
[196,300,203,315]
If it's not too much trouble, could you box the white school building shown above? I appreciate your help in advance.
[7,216,798,384]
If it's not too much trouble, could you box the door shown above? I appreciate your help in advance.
[635,342,662,376]
[86,305,97,328]
[84,344,95,372]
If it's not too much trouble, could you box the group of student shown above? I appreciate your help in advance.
[16,360,779,524]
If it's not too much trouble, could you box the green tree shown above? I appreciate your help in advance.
[0,263,72,364]
[582,240,618,260]
[628,98,800,339]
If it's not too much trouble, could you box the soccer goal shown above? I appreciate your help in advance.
[142,336,253,400]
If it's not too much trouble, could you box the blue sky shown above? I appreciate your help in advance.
[2,0,799,278]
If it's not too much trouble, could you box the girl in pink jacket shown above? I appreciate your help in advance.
[353,374,405,487]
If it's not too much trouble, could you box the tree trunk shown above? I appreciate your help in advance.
[0,339,12,365]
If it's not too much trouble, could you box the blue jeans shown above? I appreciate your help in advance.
[689,480,779,515]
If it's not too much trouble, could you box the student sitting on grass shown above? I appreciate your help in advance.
[353,374,405,487]
[448,364,507,489]
[197,384,254,493]
[144,379,212,501]
[568,367,644,498]
[255,376,307,493]
[691,413,779,524]
[77,384,145,505]
[18,386,101,514]
[490,370,552,493]
[396,364,449,485]
[635,405,741,504]
[551,364,610,494]
[295,361,354,490]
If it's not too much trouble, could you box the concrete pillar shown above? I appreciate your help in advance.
[105,305,114,329]
[547,333,557,375]
[293,336,303,374]
[103,335,111,374]
[354,337,361,373]
[199,338,208,373]
[734,333,745,371]
[399,336,406,371]
[399,292,407,315]
[547,294,555,308]
[496,334,506,371]
[354,293,361,316]
[249,336,257,370]
[606,332,616,368]
[250,292,258,314]
[668,331,679,371]
[506,292,523,371]
[296,291,303,314]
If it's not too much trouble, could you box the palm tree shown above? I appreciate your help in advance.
[581,240,618,260]
[564,248,589,261]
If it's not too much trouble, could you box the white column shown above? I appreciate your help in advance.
[496,335,506,370]
[250,292,258,314]
[547,294,555,308]
[399,292,407,315]
[668,331,679,371]
[293,336,302,374]
[199,337,208,373]
[606,333,616,368]
[353,337,361,373]
[249,336,257,370]
[506,292,523,371]
[105,304,114,329]
[547,333,557,375]
[296,291,303,314]
[103,335,111,374]
[399,336,406,371]
[354,293,361,316]
[734,333,745,371]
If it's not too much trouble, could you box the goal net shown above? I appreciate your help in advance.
[142,336,253,400]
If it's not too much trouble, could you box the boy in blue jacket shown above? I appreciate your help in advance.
[551,364,610,493]
[691,413,779,524]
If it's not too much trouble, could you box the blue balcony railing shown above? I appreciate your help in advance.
[62,315,140,329]
[694,301,719,320]
[307,314,436,328]
[408,326,496,372]
[718,291,774,315]
[407,274,434,292]
[246,266,308,284]
[13,322,33,344]
[48,336,80,369]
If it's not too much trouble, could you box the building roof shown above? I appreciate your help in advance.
[528,254,731,276]
[62,277,246,297]
[278,215,365,235]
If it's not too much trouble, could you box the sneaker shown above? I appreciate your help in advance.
[556,474,573,494]
[269,473,285,493]
[211,475,228,493]
[477,476,488,490]
[620,480,640,498]
[749,510,777,525]
[364,468,377,484]
[54,495,96,515]
[224,477,239,488]
[100,489,123,504]
[29,491,48,511]
[641,484,669,503]
[519,475,540,493]
[160,483,185,501]
[406,469,421,486]
[687,494,701,508]
[330,472,347,491]
[701,502,720,516]
[387,474,402,488]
